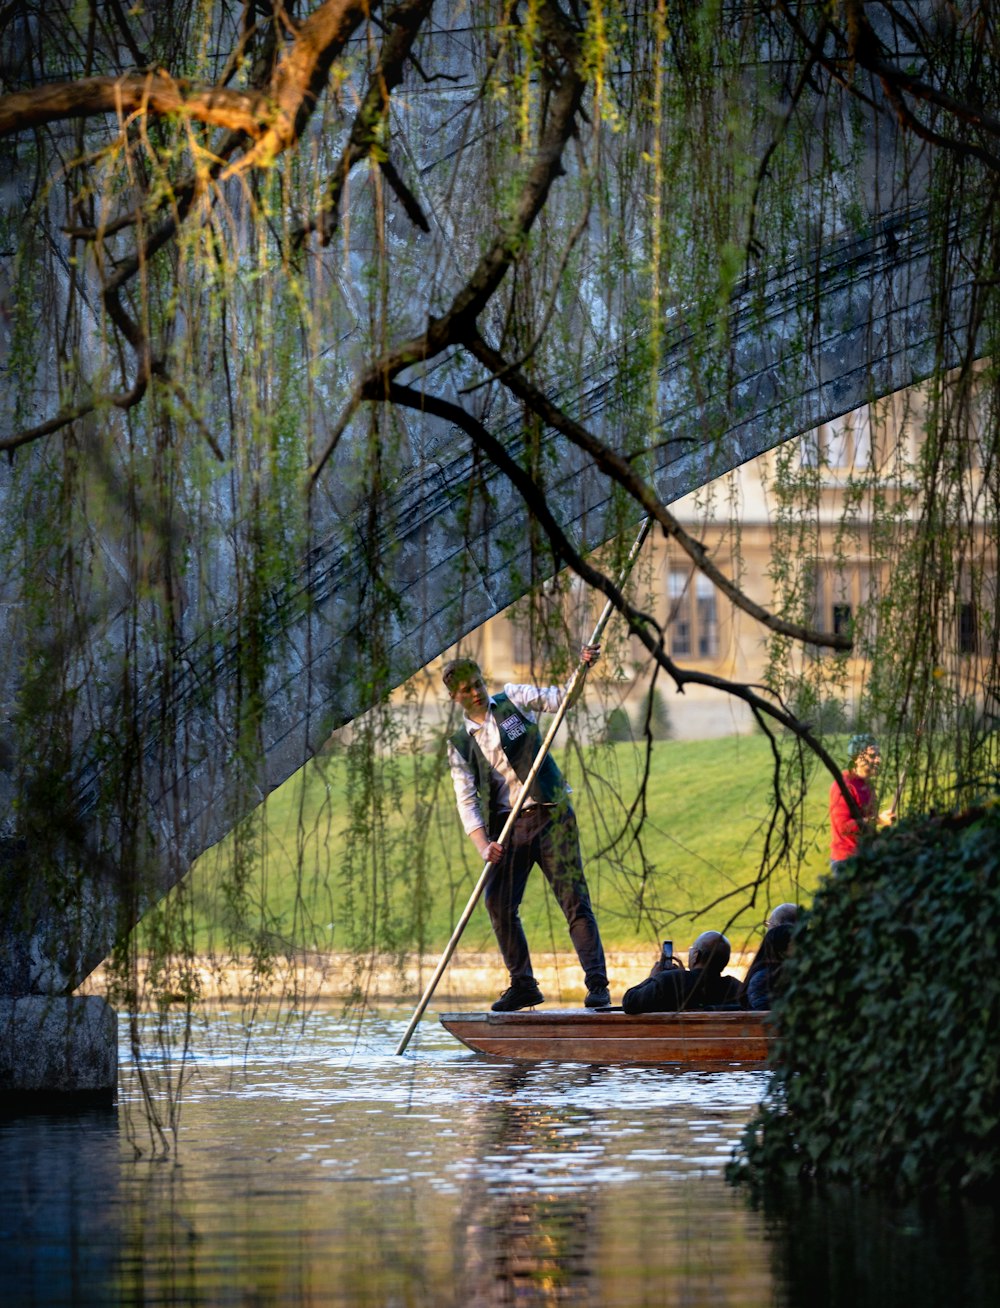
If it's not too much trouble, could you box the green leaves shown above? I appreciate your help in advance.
[729,805,1000,1199]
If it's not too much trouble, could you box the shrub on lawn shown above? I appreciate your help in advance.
[603,706,633,743]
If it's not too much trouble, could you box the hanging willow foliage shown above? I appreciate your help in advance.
[1,0,1000,1130]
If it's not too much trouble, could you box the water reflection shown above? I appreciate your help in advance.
[767,1185,1000,1307]
[454,1068,598,1305]
[0,1105,122,1306]
[0,1006,996,1306]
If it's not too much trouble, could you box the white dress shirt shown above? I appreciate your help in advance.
[447,682,569,836]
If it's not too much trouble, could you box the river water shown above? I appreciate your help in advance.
[1,1004,997,1306]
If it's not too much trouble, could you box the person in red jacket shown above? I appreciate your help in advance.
[829,733,894,873]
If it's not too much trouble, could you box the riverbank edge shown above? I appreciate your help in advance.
[76,949,753,1005]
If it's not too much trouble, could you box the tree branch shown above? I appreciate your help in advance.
[378,378,863,820]
[465,333,853,652]
[295,0,436,246]
[0,0,377,179]
[776,0,1000,176]
[0,372,150,457]
[0,74,271,139]
[309,2,587,479]
[225,0,380,174]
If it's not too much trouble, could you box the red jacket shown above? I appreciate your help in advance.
[829,771,875,861]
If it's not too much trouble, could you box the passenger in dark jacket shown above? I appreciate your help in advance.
[738,923,795,1011]
[622,931,740,1013]
[765,902,798,930]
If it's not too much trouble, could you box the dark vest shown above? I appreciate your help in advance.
[451,693,567,836]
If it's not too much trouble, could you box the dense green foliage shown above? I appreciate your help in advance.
[729,805,1000,1198]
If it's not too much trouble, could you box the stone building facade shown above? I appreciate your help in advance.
[427,384,992,741]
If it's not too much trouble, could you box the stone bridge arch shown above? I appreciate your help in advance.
[0,4,987,1096]
[2,201,975,1010]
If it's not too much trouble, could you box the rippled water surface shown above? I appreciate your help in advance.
[2,1006,997,1306]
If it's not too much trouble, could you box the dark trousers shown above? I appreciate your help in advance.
[484,803,607,987]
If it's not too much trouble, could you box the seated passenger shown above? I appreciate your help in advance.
[765,902,798,929]
[739,923,795,1011]
[622,931,740,1014]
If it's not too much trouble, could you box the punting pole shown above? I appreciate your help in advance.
[395,516,652,1055]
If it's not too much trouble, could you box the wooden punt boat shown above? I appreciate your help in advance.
[439,1007,773,1067]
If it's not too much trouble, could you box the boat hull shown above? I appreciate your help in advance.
[439,1008,773,1066]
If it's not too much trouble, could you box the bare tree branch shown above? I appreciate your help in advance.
[378,378,864,821]
[777,0,1000,175]
[377,157,430,231]
[465,333,853,652]
[309,2,587,479]
[295,0,436,246]
[0,374,149,456]
[0,0,377,177]
[226,0,381,174]
[0,74,272,139]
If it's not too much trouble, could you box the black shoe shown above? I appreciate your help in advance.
[585,985,611,1009]
[491,979,545,1012]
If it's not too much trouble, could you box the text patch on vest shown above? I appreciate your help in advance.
[499,713,527,741]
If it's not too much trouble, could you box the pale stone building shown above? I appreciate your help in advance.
[423,383,992,741]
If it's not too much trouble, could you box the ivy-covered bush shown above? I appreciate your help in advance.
[729,805,1000,1198]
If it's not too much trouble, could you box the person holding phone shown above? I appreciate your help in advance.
[622,931,740,1013]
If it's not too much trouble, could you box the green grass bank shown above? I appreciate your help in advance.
[177,734,841,967]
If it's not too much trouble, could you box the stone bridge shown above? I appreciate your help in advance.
[1,196,980,1099]
[0,0,985,1096]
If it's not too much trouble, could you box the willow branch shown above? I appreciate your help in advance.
[377,158,430,232]
[309,9,586,481]
[776,0,1000,176]
[64,3,283,244]
[308,381,366,478]
[0,0,377,176]
[838,0,1000,139]
[103,0,149,70]
[0,75,272,139]
[380,379,863,821]
[872,71,1000,176]
[296,0,436,246]
[745,18,826,263]
[465,334,853,652]
[0,371,150,456]
[462,184,595,391]
[226,0,380,174]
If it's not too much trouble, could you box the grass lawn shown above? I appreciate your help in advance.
[177,733,840,961]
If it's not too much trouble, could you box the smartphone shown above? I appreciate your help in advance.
[661,939,673,963]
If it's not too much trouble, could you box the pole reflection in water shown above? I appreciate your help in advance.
[0,1006,996,1306]
[454,1068,597,1305]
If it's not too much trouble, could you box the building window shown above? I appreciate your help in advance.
[509,583,565,670]
[511,619,533,668]
[832,603,852,637]
[668,570,691,656]
[825,419,851,469]
[959,601,978,655]
[808,563,877,645]
[668,568,718,659]
[696,573,719,656]
[801,406,873,472]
